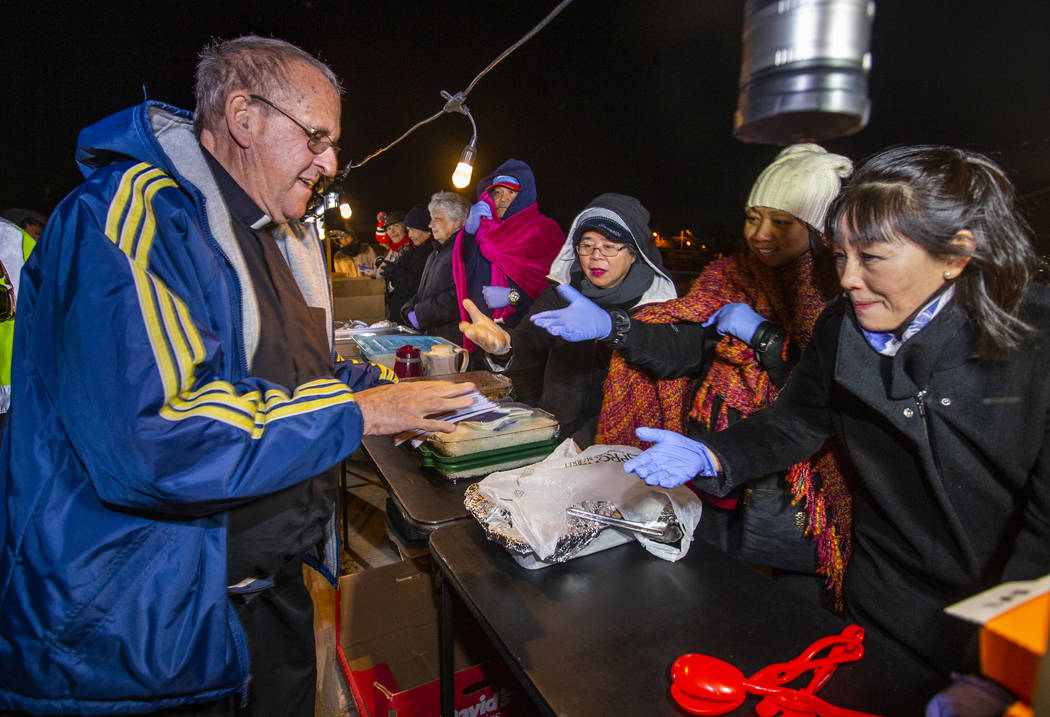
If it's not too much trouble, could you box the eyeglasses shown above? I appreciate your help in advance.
[576,242,630,257]
[249,94,340,156]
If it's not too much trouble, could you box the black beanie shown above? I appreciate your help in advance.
[404,204,431,231]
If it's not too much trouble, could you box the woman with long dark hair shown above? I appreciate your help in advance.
[625,145,1050,678]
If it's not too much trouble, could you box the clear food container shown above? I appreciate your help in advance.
[424,404,559,457]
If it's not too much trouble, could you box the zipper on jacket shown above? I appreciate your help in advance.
[913,388,934,450]
[915,388,928,418]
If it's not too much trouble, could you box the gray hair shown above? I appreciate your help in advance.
[428,191,470,223]
[194,35,342,135]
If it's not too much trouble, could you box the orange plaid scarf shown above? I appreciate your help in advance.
[596,250,852,609]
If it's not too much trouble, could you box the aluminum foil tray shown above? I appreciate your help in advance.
[464,483,631,567]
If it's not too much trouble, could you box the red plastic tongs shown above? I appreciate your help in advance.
[669,625,881,716]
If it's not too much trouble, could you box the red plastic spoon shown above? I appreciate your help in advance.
[670,654,747,714]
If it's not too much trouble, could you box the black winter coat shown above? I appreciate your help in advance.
[501,285,632,445]
[401,238,461,344]
[383,242,429,322]
[701,288,1050,676]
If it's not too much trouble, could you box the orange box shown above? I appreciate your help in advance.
[947,575,1049,703]
[980,592,1048,702]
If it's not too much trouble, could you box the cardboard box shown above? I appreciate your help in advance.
[946,574,1050,703]
[332,277,386,298]
[332,277,386,323]
[336,559,528,717]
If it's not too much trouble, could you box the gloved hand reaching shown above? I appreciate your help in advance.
[702,303,768,345]
[622,427,719,488]
[482,285,513,309]
[407,310,420,329]
[530,285,611,342]
[459,299,512,355]
[464,201,492,233]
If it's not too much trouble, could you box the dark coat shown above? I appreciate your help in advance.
[383,241,429,322]
[401,238,461,344]
[499,284,625,445]
[701,287,1050,675]
[494,193,674,445]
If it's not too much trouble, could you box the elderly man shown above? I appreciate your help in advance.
[0,36,473,716]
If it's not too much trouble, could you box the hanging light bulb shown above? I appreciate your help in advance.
[452,142,476,189]
[339,202,352,219]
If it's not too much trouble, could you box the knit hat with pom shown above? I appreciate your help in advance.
[746,143,853,233]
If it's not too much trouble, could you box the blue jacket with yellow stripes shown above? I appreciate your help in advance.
[0,102,394,714]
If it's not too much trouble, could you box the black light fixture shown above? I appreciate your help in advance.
[441,91,478,189]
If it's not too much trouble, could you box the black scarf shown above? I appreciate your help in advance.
[571,258,654,307]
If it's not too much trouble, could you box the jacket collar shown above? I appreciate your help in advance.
[836,301,974,401]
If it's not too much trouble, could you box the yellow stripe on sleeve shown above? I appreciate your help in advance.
[105,163,358,437]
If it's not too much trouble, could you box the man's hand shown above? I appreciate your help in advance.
[459,299,511,355]
[482,285,512,309]
[355,380,477,436]
[464,201,492,233]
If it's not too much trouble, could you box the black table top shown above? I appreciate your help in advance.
[360,435,474,528]
[429,520,946,716]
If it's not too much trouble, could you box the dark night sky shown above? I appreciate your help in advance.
[5,1,1050,242]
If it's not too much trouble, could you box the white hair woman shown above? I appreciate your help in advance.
[400,191,470,343]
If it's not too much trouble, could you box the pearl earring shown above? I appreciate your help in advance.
[943,270,953,280]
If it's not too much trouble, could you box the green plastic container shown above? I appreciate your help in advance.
[416,437,561,481]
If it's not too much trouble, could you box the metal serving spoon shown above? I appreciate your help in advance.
[565,506,684,544]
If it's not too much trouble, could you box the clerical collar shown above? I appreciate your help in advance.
[200,146,272,230]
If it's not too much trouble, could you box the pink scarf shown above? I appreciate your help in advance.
[453,194,565,349]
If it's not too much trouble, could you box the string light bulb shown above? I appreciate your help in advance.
[452,142,477,189]
[339,202,352,219]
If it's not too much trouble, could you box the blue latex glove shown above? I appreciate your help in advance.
[407,310,420,329]
[464,201,492,233]
[482,285,512,308]
[702,303,767,344]
[623,427,718,488]
[925,673,1014,717]
[530,285,611,342]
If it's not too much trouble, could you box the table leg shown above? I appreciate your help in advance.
[436,567,455,717]
[339,459,348,547]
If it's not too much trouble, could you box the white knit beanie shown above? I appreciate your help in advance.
[746,143,853,233]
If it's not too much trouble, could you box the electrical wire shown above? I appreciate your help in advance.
[337,0,574,177]
[461,0,573,97]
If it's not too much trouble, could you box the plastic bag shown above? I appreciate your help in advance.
[473,439,702,563]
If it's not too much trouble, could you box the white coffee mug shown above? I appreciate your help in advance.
[422,344,469,375]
